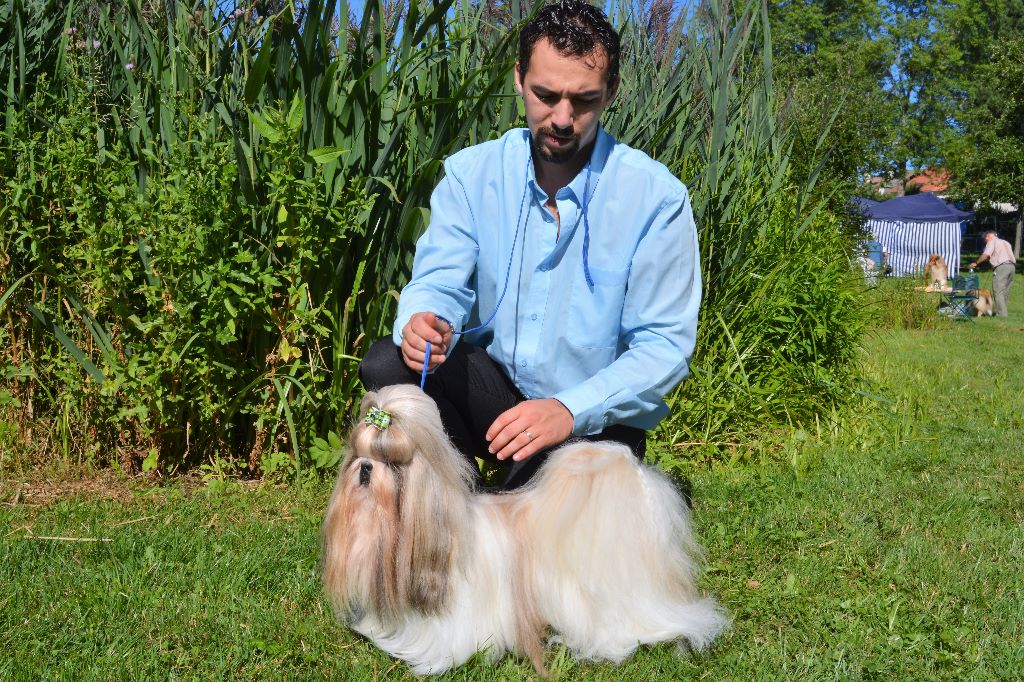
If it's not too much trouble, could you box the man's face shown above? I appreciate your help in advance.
[514,38,618,165]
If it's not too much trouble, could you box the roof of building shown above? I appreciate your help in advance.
[906,168,950,193]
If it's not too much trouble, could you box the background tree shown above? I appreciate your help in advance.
[877,0,958,178]
[765,0,894,211]
[939,0,1024,255]
[946,35,1024,255]
[764,0,1015,189]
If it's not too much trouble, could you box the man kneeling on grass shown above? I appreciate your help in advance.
[359,0,702,489]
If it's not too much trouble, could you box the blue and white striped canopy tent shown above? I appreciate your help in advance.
[857,193,973,277]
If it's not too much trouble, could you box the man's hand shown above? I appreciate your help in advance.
[486,398,574,462]
[401,312,453,372]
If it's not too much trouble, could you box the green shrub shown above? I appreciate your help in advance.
[656,187,867,461]
[1,0,521,473]
[863,276,946,331]
[1,75,373,472]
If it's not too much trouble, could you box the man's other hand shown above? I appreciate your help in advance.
[401,312,453,372]
[486,398,574,462]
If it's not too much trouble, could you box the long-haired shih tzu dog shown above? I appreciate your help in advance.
[322,385,727,675]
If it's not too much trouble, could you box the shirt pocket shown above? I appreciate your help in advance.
[567,265,629,349]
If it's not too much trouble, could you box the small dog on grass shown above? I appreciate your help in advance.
[972,289,994,316]
[321,385,727,676]
[924,254,948,290]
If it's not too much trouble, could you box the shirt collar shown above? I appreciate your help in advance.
[526,124,613,205]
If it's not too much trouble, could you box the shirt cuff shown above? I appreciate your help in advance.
[553,383,608,437]
[392,305,465,346]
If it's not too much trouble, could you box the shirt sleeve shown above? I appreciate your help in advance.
[392,161,479,347]
[983,240,994,257]
[553,187,701,436]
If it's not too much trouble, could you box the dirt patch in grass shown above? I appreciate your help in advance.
[0,469,213,507]
[2,471,137,506]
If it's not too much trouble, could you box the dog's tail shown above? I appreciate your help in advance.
[515,441,728,662]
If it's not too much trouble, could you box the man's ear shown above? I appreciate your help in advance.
[514,62,525,97]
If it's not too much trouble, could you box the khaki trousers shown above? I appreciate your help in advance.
[992,262,1015,317]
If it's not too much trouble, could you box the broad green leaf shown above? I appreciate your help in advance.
[287,95,304,131]
[307,146,348,164]
[249,110,280,142]
[244,33,274,106]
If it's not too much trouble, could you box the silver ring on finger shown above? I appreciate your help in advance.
[524,431,535,441]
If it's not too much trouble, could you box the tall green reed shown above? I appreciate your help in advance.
[1,0,530,471]
[605,1,867,462]
[1,0,867,473]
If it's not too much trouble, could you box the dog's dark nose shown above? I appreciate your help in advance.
[359,461,373,486]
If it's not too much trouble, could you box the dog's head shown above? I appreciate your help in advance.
[322,385,475,623]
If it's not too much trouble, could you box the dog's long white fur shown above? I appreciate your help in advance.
[322,385,727,675]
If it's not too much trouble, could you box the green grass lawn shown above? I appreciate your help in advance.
[2,276,1023,681]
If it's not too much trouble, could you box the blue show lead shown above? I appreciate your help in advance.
[417,159,596,391]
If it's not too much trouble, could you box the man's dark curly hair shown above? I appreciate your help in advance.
[518,0,620,87]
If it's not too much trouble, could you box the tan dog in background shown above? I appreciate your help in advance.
[924,254,948,290]
[972,289,994,316]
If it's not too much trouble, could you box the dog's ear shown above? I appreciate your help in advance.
[356,385,477,614]
[322,453,402,622]
[394,445,471,614]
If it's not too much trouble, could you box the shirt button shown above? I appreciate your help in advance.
[520,360,527,368]
[531,313,538,321]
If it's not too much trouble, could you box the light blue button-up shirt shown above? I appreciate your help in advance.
[393,126,702,437]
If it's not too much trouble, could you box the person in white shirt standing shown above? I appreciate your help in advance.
[970,231,1017,317]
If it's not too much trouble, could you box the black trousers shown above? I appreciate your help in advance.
[358,337,646,489]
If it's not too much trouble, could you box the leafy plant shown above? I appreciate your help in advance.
[863,276,946,331]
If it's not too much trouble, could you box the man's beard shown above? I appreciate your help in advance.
[531,126,581,164]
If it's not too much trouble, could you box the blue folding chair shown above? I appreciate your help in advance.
[940,272,979,320]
